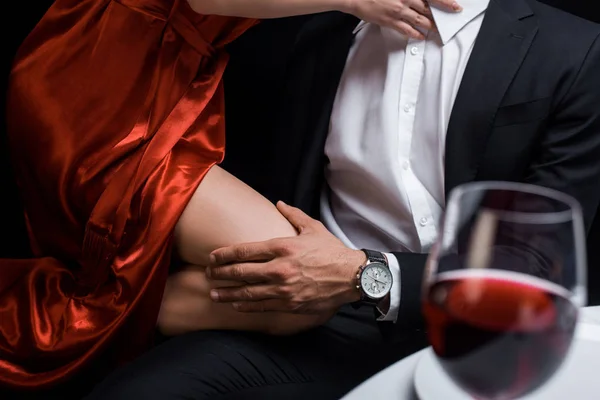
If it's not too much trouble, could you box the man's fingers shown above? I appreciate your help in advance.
[276,201,323,233]
[210,239,281,265]
[206,262,280,282]
[428,0,463,12]
[232,300,293,313]
[210,284,277,303]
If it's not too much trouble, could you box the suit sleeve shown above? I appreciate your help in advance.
[382,252,429,334]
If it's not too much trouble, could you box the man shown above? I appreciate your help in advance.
[89,0,600,398]
[212,0,600,329]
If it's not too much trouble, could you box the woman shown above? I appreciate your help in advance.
[0,0,458,391]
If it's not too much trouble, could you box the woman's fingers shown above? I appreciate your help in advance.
[403,7,435,31]
[428,0,463,12]
[392,20,426,40]
[351,0,463,39]
[408,0,434,19]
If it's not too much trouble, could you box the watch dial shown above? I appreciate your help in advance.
[361,263,392,299]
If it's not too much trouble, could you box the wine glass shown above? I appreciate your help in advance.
[422,181,587,400]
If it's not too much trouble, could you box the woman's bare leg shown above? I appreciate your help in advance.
[158,166,329,336]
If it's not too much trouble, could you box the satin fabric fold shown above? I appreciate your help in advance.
[0,0,257,389]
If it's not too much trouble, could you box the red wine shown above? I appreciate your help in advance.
[423,270,578,400]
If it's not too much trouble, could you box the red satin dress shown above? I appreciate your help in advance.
[0,0,257,390]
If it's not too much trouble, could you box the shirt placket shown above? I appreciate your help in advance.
[397,38,439,252]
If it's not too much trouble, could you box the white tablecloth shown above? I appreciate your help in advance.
[342,306,600,400]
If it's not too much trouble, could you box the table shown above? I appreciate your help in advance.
[342,306,600,400]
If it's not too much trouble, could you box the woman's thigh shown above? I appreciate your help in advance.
[159,165,327,335]
[174,165,297,266]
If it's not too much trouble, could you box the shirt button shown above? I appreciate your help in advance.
[402,161,410,170]
[410,47,419,55]
[419,217,428,226]
[403,104,412,112]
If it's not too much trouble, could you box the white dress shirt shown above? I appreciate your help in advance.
[321,0,490,321]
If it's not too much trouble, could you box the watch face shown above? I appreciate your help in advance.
[360,263,393,299]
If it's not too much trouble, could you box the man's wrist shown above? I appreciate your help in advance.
[343,248,366,303]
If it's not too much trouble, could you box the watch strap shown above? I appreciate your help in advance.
[362,249,387,266]
[359,293,382,306]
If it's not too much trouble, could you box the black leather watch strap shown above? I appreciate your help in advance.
[362,249,387,265]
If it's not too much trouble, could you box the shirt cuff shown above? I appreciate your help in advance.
[377,252,400,322]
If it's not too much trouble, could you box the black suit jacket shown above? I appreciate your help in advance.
[223,0,600,332]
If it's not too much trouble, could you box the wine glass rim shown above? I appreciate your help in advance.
[449,181,583,212]
[437,181,588,307]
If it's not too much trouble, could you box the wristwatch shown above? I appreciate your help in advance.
[352,249,393,308]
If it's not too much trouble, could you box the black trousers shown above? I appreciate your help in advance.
[84,306,427,400]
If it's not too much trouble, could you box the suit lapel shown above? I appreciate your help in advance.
[285,13,358,215]
[444,0,538,195]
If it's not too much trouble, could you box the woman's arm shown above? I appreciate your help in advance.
[188,0,349,18]
[158,166,331,336]
[187,0,462,40]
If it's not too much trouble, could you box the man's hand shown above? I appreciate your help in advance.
[206,202,366,314]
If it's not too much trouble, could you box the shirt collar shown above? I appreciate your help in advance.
[432,0,490,45]
[353,0,490,44]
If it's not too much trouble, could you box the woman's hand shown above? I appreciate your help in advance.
[346,0,463,40]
